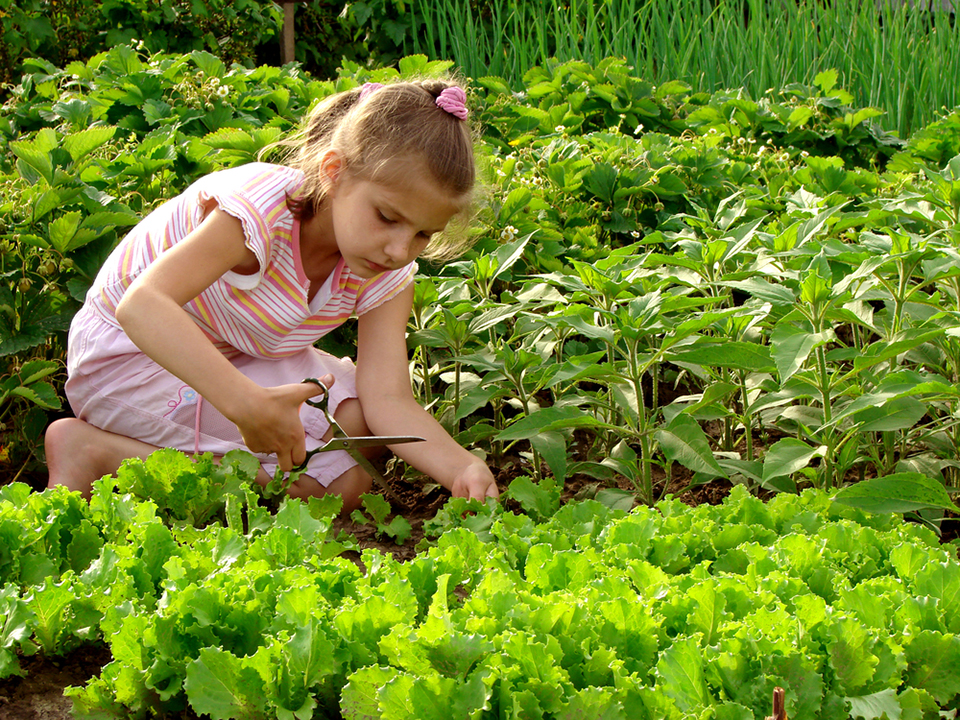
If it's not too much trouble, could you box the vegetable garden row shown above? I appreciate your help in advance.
[1,41,960,718]
[1,452,959,718]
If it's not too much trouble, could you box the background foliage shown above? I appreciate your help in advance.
[2,44,960,534]
[4,1,960,137]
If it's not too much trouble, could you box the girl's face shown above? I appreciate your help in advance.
[326,157,465,278]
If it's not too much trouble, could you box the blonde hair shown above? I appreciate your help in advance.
[267,78,478,261]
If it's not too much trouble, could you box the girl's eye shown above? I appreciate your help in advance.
[377,210,395,224]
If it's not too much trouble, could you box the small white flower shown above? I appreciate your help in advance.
[554,125,565,133]
[801,150,810,157]
[757,146,767,156]
[209,77,220,86]
[634,124,644,135]
[737,137,746,146]
[216,85,229,97]
[608,126,619,134]
[630,230,640,238]
[708,128,718,135]
[500,225,518,242]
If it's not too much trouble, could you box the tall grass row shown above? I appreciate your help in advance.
[403,0,960,137]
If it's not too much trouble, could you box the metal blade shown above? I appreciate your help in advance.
[317,436,425,451]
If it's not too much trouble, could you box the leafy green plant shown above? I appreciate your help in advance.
[4,469,959,718]
[350,492,413,545]
[112,448,260,528]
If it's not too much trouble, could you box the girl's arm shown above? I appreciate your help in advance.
[115,207,325,471]
[355,284,499,500]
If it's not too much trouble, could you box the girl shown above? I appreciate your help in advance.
[44,79,500,510]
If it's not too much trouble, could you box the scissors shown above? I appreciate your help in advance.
[291,377,424,504]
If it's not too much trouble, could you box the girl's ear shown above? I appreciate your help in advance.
[320,150,344,190]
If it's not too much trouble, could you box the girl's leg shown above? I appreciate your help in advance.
[45,418,162,497]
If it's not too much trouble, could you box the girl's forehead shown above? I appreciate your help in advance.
[365,167,468,216]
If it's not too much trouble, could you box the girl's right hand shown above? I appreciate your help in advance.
[233,375,332,472]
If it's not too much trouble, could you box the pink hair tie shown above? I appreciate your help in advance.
[436,86,469,120]
[359,82,384,101]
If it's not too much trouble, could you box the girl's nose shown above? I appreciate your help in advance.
[384,231,413,263]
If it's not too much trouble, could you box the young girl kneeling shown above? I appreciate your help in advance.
[44,79,499,510]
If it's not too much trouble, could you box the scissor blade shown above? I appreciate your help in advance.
[322,436,425,450]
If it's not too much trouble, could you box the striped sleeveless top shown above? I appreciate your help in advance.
[88,163,417,359]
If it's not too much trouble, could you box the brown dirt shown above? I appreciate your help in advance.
[0,645,111,720]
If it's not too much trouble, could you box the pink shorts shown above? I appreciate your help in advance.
[65,304,359,486]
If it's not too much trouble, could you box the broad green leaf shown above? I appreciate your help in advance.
[378,669,491,720]
[25,579,76,653]
[853,329,944,374]
[495,405,612,442]
[530,431,567,484]
[507,476,560,521]
[770,324,830,382]
[0,587,30,677]
[912,560,960,633]
[788,106,814,130]
[668,341,775,372]
[657,636,710,713]
[904,630,960,704]
[656,414,725,477]
[687,581,726,645]
[11,130,57,185]
[18,359,58,385]
[48,212,83,252]
[846,689,902,720]
[721,277,797,306]
[815,69,839,93]
[761,438,820,484]
[492,231,532,281]
[557,686,626,720]
[828,617,879,695]
[11,382,62,410]
[62,126,117,161]
[279,619,338,703]
[499,187,533,223]
[852,397,926,432]
[341,665,396,720]
[833,473,960,514]
[184,648,267,720]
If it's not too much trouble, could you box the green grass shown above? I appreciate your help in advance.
[402,0,960,138]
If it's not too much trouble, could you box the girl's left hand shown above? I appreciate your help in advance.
[450,461,500,501]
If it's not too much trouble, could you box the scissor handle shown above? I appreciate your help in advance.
[301,377,331,412]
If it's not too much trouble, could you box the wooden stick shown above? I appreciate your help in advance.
[281,0,295,65]
[765,687,787,720]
